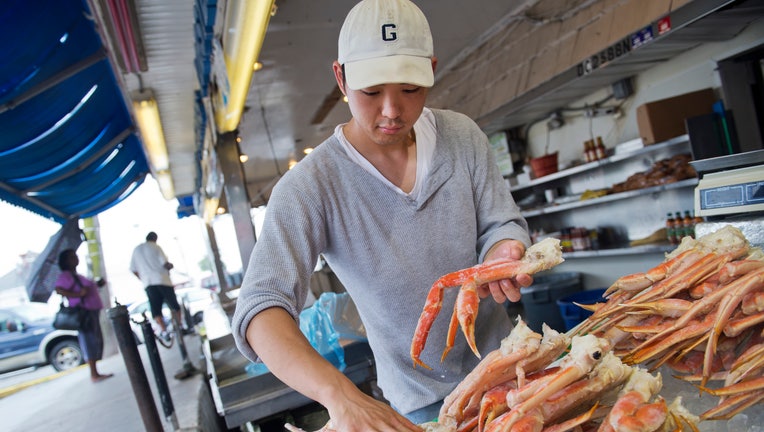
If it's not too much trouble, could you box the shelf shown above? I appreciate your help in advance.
[521,178,699,218]
[562,244,674,259]
[510,135,691,193]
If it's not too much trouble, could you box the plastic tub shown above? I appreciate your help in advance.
[529,152,559,178]
[556,288,607,331]
[519,272,581,333]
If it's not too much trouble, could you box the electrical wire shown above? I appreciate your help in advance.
[260,102,282,177]
[249,73,283,177]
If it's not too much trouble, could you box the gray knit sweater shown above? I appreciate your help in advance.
[232,108,530,414]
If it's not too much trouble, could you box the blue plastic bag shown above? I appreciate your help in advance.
[246,292,365,376]
[314,291,367,342]
[299,302,346,371]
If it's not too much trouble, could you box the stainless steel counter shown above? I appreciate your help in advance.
[204,333,375,429]
[656,364,764,432]
[201,299,376,429]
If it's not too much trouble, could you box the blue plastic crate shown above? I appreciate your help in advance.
[519,272,581,333]
[556,288,607,331]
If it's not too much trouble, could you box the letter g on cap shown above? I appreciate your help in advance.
[382,23,397,41]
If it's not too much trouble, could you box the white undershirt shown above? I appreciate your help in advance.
[335,107,436,200]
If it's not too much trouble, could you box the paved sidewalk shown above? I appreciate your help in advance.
[0,332,205,432]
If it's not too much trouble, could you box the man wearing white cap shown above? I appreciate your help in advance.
[232,0,531,429]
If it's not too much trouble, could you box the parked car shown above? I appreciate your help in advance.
[0,303,83,374]
[127,287,217,344]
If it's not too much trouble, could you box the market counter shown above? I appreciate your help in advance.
[201,296,376,429]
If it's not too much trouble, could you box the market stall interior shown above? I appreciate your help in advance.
[2,0,764,430]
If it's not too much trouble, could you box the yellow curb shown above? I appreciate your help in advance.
[0,364,88,399]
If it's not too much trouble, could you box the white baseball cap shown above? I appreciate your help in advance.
[338,0,434,90]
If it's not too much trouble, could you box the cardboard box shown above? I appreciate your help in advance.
[636,88,717,145]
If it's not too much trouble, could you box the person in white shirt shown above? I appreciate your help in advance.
[130,231,181,341]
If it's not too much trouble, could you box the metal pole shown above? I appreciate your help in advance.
[106,305,163,432]
[172,314,199,380]
[140,317,180,430]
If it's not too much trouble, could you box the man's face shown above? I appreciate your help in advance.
[344,82,428,147]
[333,61,429,148]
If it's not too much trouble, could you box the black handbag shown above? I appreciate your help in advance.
[53,299,86,331]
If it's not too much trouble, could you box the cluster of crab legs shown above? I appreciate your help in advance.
[570,225,764,422]
[408,236,696,431]
[411,226,764,430]
[430,320,696,431]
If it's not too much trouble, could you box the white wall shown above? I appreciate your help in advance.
[525,20,764,167]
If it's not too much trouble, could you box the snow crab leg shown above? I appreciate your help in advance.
[439,319,568,425]
[410,238,563,369]
[483,334,610,431]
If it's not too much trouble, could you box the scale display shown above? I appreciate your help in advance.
[699,181,764,209]
[694,165,764,216]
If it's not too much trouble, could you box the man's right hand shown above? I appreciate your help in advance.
[321,384,422,432]
[246,308,421,431]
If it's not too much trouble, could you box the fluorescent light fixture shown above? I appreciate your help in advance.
[215,0,276,133]
[132,89,174,199]
[155,169,175,200]
[203,196,220,223]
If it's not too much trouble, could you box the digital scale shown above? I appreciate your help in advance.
[690,149,764,217]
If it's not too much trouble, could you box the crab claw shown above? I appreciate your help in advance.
[477,384,511,432]
[456,280,481,359]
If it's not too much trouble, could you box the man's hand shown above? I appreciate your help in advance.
[247,308,421,431]
[479,239,533,303]
[322,385,422,432]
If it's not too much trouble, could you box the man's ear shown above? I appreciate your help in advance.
[332,61,346,95]
[431,56,438,74]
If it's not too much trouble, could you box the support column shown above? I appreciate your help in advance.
[82,216,118,357]
[216,131,257,277]
[202,221,229,295]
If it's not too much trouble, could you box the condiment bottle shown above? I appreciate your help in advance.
[583,140,593,163]
[589,228,599,250]
[694,214,704,226]
[665,213,676,245]
[683,211,694,238]
[560,228,573,253]
[587,140,597,161]
[674,211,684,242]
[571,228,586,251]
[595,137,607,160]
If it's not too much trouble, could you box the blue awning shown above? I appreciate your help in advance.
[0,0,149,223]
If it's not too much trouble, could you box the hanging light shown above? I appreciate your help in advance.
[214,0,276,133]
[132,89,174,199]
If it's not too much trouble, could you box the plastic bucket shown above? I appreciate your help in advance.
[556,288,607,331]
[529,152,558,178]
[519,272,581,333]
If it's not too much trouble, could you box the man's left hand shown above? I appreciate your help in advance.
[478,239,533,303]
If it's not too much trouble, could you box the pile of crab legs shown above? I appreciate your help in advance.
[413,225,764,431]
[570,224,764,423]
[429,320,696,431]
[407,237,699,431]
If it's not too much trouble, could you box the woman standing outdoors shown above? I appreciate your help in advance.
[55,248,113,382]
